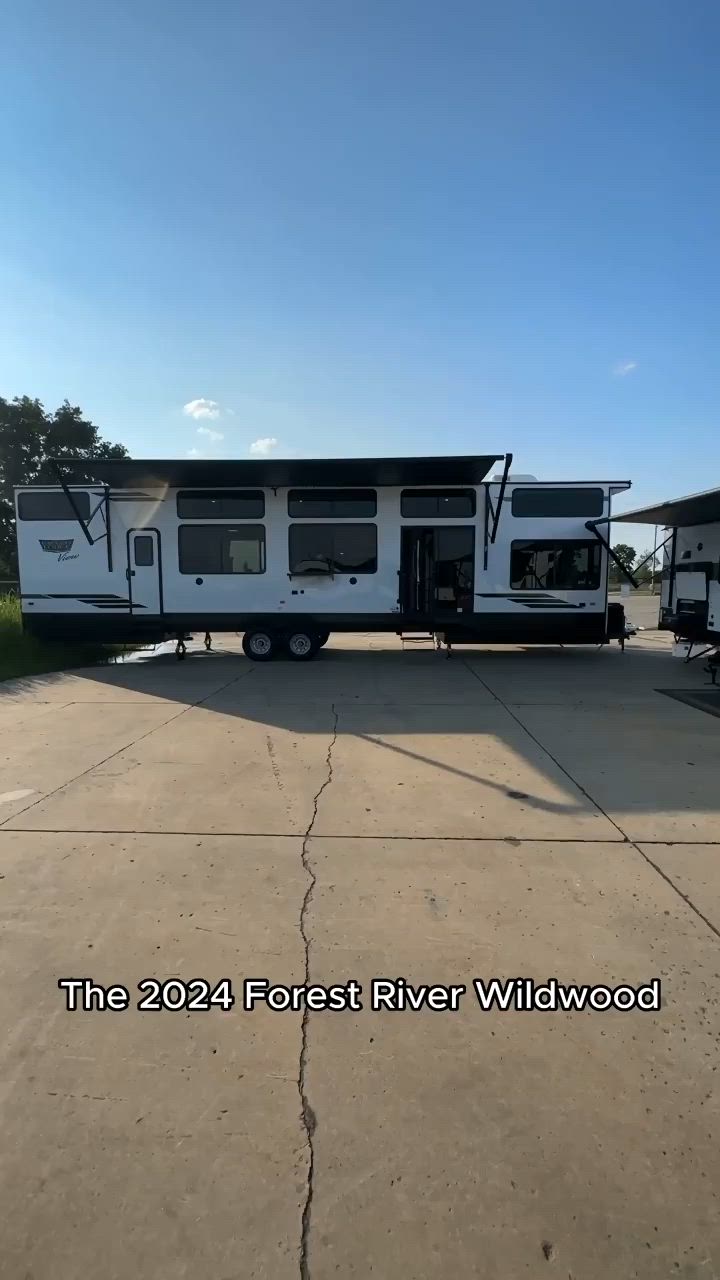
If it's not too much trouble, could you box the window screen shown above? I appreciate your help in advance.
[176,490,265,519]
[178,525,266,574]
[133,535,154,566]
[18,491,92,521]
[401,489,476,518]
[510,487,605,518]
[287,489,377,518]
[289,524,377,574]
[510,540,602,590]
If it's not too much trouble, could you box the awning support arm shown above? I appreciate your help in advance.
[585,519,640,589]
[489,452,513,544]
[631,532,673,575]
[50,460,94,546]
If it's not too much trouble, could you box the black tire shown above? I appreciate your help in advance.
[283,630,320,661]
[242,630,277,662]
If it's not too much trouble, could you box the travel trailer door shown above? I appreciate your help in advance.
[399,527,475,619]
[708,578,719,637]
[127,529,162,615]
[672,535,710,633]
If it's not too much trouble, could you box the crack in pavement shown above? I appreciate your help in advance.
[298,704,339,1280]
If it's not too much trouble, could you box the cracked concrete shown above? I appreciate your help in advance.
[1,632,719,1279]
[299,705,339,1280]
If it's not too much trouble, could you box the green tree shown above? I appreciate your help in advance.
[611,543,637,571]
[608,542,637,586]
[0,397,128,576]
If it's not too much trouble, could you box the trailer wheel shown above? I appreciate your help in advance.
[242,630,277,661]
[284,630,320,661]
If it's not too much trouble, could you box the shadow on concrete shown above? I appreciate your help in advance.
[4,639,717,831]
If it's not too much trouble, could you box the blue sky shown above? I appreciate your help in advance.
[1,0,718,540]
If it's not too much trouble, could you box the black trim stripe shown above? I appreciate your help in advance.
[21,592,139,609]
[476,592,581,609]
[676,561,718,574]
[21,592,127,599]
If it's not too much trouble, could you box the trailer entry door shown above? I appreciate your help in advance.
[400,527,475,618]
[127,529,162,615]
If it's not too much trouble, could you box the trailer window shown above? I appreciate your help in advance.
[18,491,91,521]
[289,524,377,574]
[178,525,266,574]
[288,489,377,518]
[510,540,602,590]
[401,489,476,517]
[511,488,605,518]
[133,535,154,566]
[176,490,265,519]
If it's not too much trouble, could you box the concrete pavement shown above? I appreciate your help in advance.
[0,631,719,1279]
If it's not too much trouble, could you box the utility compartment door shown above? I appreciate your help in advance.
[127,529,162,615]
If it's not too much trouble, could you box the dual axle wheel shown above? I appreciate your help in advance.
[242,629,330,662]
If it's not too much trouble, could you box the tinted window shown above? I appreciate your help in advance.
[134,535,154,566]
[288,489,377,518]
[511,540,602,590]
[289,524,377,574]
[18,490,91,521]
[511,487,605,518]
[177,490,265,519]
[178,525,265,574]
[401,489,476,517]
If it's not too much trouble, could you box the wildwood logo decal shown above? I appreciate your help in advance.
[39,538,79,561]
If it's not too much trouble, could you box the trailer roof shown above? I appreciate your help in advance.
[52,454,505,489]
[614,485,720,528]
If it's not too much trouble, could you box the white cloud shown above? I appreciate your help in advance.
[186,447,203,458]
[183,398,221,420]
[612,360,638,377]
[197,425,224,442]
[249,436,279,457]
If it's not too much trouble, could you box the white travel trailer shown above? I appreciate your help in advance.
[15,454,631,660]
[615,485,720,658]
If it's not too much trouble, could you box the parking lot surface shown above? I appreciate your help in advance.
[1,631,718,1279]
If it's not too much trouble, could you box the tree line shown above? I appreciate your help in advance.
[0,396,128,576]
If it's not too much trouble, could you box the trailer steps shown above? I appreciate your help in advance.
[400,632,437,650]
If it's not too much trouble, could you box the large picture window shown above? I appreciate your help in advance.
[510,487,604,518]
[287,489,377,518]
[401,489,476,518]
[18,491,92,521]
[178,525,266,574]
[289,524,377,574]
[177,490,265,519]
[510,540,602,590]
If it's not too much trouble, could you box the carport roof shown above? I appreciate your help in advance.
[614,485,720,528]
[52,454,505,489]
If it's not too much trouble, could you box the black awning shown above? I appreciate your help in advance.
[614,486,720,528]
[52,454,505,490]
